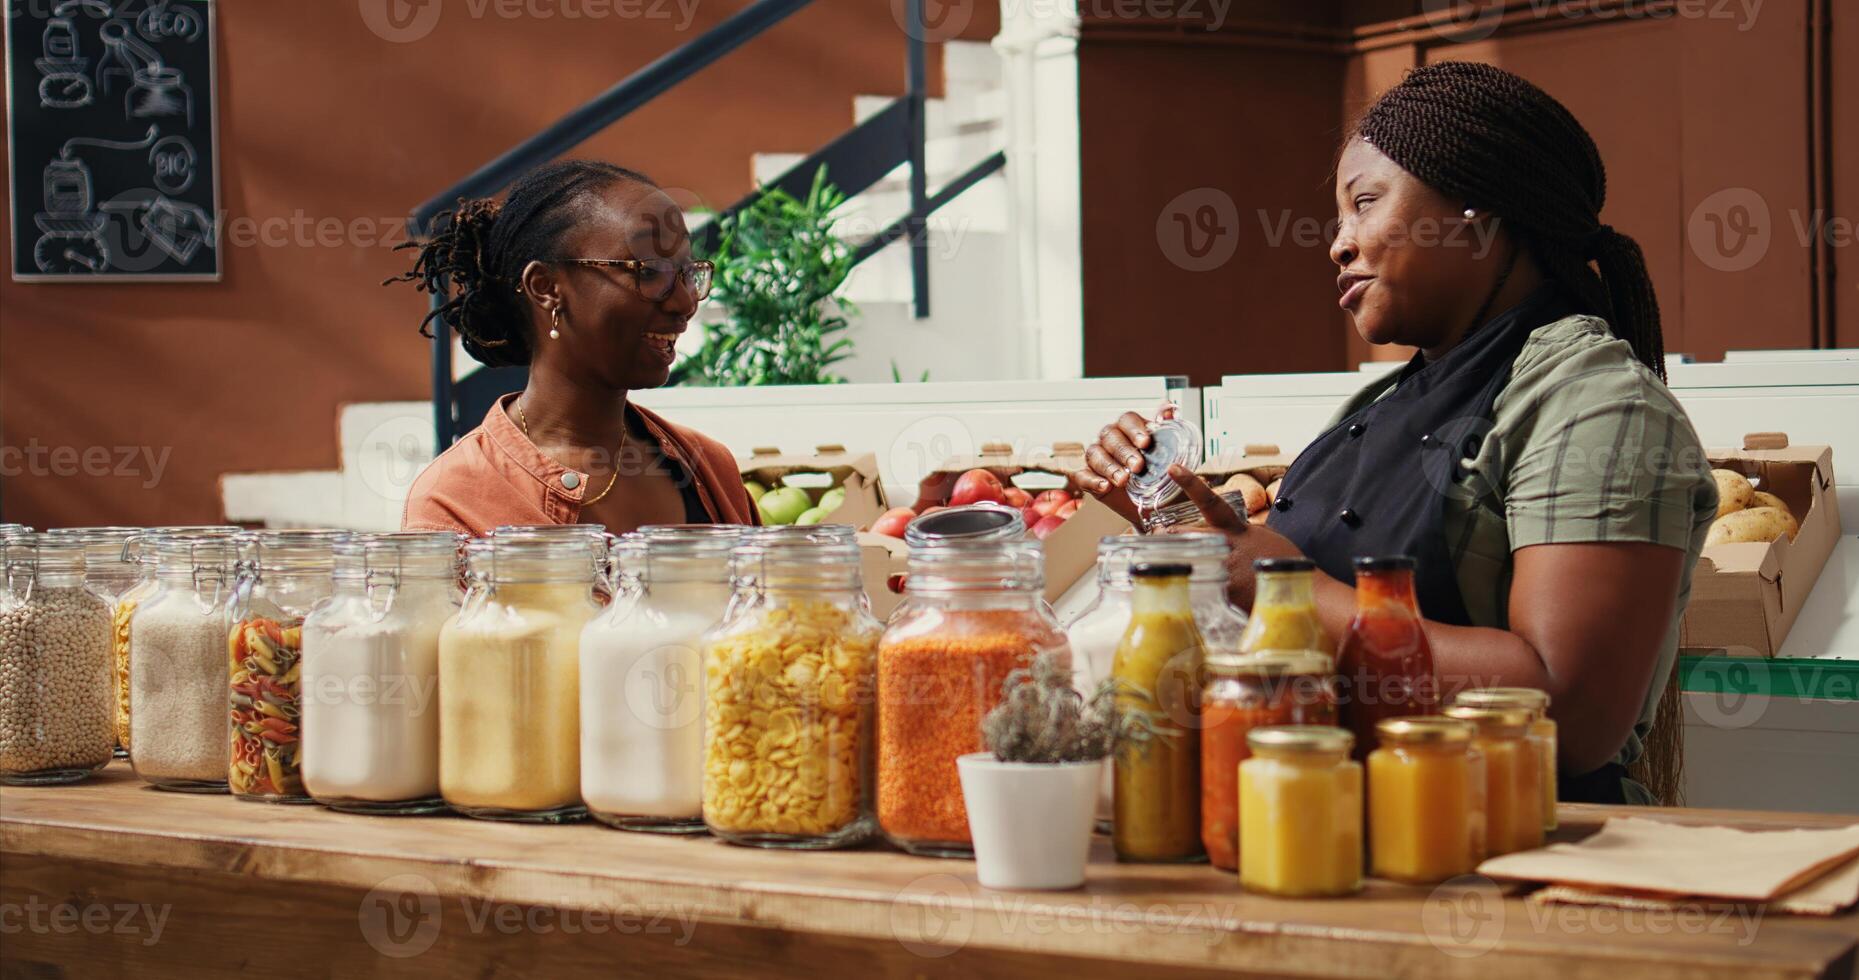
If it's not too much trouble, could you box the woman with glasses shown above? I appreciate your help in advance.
[391,160,756,536]
[1080,63,1719,806]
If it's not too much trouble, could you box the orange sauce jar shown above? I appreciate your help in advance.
[1238,726,1362,897]
[1450,687,1556,832]
[1201,650,1336,871]
[1444,705,1543,856]
[1368,717,1484,883]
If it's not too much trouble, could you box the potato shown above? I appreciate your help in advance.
[1706,506,1794,546]
[1712,468,1753,517]
[1749,490,1792,517]
[1266,478,1283,506]
[1217,472,1270,514]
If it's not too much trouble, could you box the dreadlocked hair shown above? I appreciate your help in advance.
[386,160,656,368]
[1354,61,1668,382]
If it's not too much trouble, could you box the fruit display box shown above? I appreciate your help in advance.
[1682,434,1840,659]
[1195,444,1299,522]
[739,445,890,530]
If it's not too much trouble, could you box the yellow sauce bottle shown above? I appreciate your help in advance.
[1112,562,1205,863]
[1443,705,1543,856]
[1368,717,1484,884]
[1238,725,1362,897]
[1449,687,1556,832]
[1237,558,1332,658]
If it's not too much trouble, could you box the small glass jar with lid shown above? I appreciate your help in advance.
[1368,716,1486,883]
[877,537,1068,856]
[129,533,240,792]
[227,529,343,803]
[0,534,114,784]
[1202,650,1338,871]
[1066,531,1244,831]
[112,526,237,759]
[441,530,602,822]
[1238,557,1332,657]
[1111,562,1207,863]
[702,528,880,849]
[1450,687,1556,832]
[1238,725,1363,897]
[1443,704,1544,856]
[301,531,463,814]
[581,524,743,833]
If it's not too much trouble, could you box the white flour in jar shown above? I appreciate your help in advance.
[301,617,442,804]
[579,580,730,821]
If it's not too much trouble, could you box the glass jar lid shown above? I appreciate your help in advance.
[129,526,238,566]
[235,528,343,571]
[2,532,86,577]
[1124,415,1203,512]
[0,523,33,541]
[1443,704,1535,735]
[904,537,1043,592]
[151,531,238,571]
[635,523,747,558]
[1246,724,1353,755]
[1376,716,1474,746]
[904,504,1024,548]
[730,526,862,589]
[1449,687,1551,715]
[1208,649,1332,677]
[332,531,463,580]
[45,526,140,569]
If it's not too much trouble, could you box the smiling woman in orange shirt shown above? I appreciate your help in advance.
[391,161,758,536]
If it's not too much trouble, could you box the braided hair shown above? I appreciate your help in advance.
[1354,61,1667,380]
[388,160,655,367]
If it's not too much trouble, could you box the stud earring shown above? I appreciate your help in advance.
[549,305,563,340]
[1463,208,1477,220]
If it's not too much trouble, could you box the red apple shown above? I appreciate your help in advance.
[1031,515,1066,540]
[920,505,946,518]
[1020,506,1041,529]
[1002,486,1033,509]
[1055,498,1080,520]
[949,469,1007,507]
[871,507,916,539]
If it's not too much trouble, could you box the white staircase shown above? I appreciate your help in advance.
[221,40,1030,529]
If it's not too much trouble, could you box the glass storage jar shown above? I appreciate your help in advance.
[1067,532,1244,831]
[301,531,462,814]
[1202,650,1337,871]
[703,529,880,849]
[1337,556,1438,759]
[48,526,143,758]
[1238,725,1363,897]
[582,525,741,833]
[1368,716,1485,883]
[877,538,1067,856]
[1238,558,1332,657]
[441,532,601,821]
[129,534,239,791]
[1111,562,1207,863]
[1444,704,1544,856]
[227,529,342,803]
[0,535,114,784]
[111,526,236,759]
[1450,687,1557,832]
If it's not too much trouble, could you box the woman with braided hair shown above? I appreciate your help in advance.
[392,160,759,536]
[1082,62,1717,804]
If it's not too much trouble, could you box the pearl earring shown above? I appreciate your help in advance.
[1463,208,1477,220]
[549,306,563,340]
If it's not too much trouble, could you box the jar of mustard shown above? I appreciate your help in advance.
[1238,725,1362,897]
[1368,716,1485,884]
[1444,704,1544,856]
[1450,687,1556,832]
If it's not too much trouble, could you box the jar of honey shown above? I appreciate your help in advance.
[1444,705,1543,856]
[1238,725,1362,897]
[1368,717,1485,884]
[1449,687,1556,832]
[1201,650,1336,871]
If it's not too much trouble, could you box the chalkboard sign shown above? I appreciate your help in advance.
[4,0,219,281]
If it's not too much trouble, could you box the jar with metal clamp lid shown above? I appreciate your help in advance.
[0,534,114,784]
[129,533,239,791]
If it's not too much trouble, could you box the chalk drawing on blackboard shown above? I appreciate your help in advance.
[30,125,160,274]
[35,4,109,109]
[95,19,191,128]
[149,134,196,194]
[137,0,205,44]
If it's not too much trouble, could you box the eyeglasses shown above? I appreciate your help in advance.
[561,258,713,302]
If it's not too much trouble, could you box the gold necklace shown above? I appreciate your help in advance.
[516,400,623,506]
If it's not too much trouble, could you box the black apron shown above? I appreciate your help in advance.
[1267,285,1576,625]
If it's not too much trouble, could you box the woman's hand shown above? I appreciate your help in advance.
[1165,464,1305,611]
[1078,407,1174,525]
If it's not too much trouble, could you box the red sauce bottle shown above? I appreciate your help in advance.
[1336,556,1438,759]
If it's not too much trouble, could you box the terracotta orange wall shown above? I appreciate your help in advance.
[1080,0,1848,382]
[0,1,998,527]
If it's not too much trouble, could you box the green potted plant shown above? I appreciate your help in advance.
[957,651,1159,890]
[674,166,857,387]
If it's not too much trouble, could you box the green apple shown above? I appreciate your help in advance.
[758,486,813,525]
[818,486,847,514]
[743,480,768,504]
[795,506,830,526]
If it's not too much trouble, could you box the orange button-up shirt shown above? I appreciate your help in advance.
[402,394,759,536]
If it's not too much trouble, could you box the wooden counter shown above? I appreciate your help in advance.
[3,764,1856,979]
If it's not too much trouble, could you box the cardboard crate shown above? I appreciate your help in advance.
[857,531,911,622]
[1681,434,1840,658]
[738,444,889,531]
[1196,444,1298,522]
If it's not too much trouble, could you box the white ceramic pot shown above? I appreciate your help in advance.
[956,753,1103,890]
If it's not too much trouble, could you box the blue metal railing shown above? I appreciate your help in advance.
[417,0,1003,447]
